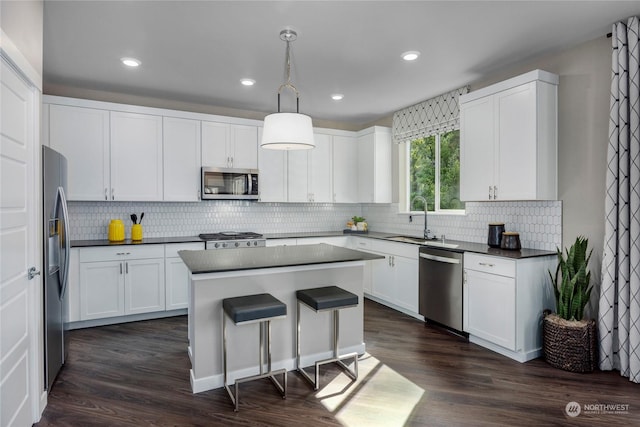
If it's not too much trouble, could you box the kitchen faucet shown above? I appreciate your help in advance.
[412,195,433,240]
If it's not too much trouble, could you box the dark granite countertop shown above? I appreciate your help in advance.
[72,230,555,259]
[71,235,203,247]
[179,243,384,274]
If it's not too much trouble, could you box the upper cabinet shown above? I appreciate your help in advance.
[332,134,359,203]
[357,126,392,203]
[110,111,163,201]
[460,70,558,201]
[287,132,333,203]
[201,121,258,169]
[163,117,201,201]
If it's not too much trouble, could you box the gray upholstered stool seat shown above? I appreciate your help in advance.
[222,293,287,411]
[296,286,359,390]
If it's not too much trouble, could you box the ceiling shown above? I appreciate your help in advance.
[43,1,640,127]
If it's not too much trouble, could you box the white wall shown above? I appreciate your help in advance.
[0,0,43,80]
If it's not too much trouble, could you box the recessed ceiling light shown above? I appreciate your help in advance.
[240,78,256,86]
[401,51,420,61]
[121,57,141,67]
[331,94,344,101]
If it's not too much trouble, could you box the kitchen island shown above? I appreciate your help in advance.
[178,243,383,393]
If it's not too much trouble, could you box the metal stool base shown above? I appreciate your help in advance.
[223,313,287,411]
[296,300,359,391]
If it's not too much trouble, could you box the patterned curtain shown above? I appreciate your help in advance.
[599,15,640,383]
[392,86,468,144]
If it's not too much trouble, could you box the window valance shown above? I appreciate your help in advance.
[392,86,469,143]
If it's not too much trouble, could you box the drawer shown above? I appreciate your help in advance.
[464,253,516,277]
[165,242,204,258]
[297,236,348,247]
[79,244,165,262]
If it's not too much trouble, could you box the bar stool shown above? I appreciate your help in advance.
[296,286,359,390]
[222,293,287,411]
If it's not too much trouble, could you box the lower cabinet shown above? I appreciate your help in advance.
[165,243,204,310]
[463,252,555,362]
[79,245,165,320]
[351,237,420,317]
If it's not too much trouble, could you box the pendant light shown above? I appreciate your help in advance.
[261,29,315,150]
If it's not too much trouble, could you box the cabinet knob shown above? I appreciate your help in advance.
[493,186,498,200]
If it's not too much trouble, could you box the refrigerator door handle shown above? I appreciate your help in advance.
[57,186,71,299]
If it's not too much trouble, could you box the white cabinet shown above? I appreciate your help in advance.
[78,245,165,320]
[332,134,359,203]
[163,117,201,201]
[110,111,164,201]
[165,242,204,310]
[296,236,349,247]
[463,252,556,362]
[46,104,110,201]
[350,237,420,317]
[460,70,558,201]
[357,126,392,203]
[67,249,81,322]
[201,121,258,169]
[286,132,333,202]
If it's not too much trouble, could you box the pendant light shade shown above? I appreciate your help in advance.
[261,29,314,150]
[262,112,315,149]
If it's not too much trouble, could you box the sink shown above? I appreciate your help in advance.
[385,235,459,249]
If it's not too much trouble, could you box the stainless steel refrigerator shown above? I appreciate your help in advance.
[42,146,70,391]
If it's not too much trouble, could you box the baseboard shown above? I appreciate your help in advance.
[190,343,365,394]
[468,335,542,363]
[68,309,187,330]
[364,294,424,321]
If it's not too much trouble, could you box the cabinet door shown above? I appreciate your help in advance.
[460,96,495,201]
[230,125,258,169]
[309,133,333,202]
[372,255,395,303]
[165,257,189,310]
[394,256,419,313]
[465,269,516,350]
[125,258,165,315]
[163,117,201,201]
[110,111,163,201]
[201,121,230,168]
[48,104,110,201]
[258,139,287,202]
[332,135,358,203]
[80,261,124,320]
[67,249,80,322]
[287,150,309,202]
[495,83,537,200]
[357,133,375,203]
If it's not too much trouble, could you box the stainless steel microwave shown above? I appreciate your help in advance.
[201,167,259,200]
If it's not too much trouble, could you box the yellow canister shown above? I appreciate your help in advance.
[108,219,125,242]
[131,224,143,241]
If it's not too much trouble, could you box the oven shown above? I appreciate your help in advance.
[199,231,266,249]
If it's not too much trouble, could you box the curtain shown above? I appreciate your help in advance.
[392,86,468,144]
[599,15,640,383]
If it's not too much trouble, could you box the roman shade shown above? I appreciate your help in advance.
[392,86,469,144]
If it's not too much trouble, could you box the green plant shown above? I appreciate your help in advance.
[549,236,593,321]
[352,216,366,223]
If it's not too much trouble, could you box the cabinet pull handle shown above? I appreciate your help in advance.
[488,185,492,199]
[120,263,123,275]
[104,188,108,200]
[111,188,115,201]
[493,186,497,200]
[464,271,467,284]
[479,262,495,267]
[125,262,128,274]
[391,256,395,267]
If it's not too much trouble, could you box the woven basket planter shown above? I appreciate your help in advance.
[542,310,597,373]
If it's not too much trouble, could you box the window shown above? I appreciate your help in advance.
[407,129,464,212]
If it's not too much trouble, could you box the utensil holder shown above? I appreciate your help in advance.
[487,223,505,247]
[131,224,143,241]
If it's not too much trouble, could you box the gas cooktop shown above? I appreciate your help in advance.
[198,231,263,241]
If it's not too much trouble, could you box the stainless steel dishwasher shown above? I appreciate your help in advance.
[419,246,465,333]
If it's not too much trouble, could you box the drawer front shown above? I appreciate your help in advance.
[165,242,204,258]
[80,244,165,262]
[464,253,516,277]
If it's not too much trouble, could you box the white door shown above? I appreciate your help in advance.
[287,150,309,202]
[163,117,201,201]
[332,135,358,203]
[309,133,332,202]
[230,124,258,169]
[0,59,39,426]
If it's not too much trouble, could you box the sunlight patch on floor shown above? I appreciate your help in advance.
[315,353,425,427]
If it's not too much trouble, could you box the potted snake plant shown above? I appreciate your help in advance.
[543,236,597,372]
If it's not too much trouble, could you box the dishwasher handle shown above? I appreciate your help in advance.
[419,252,461,264]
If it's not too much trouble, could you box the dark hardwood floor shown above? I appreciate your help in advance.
[36,300,639,426]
